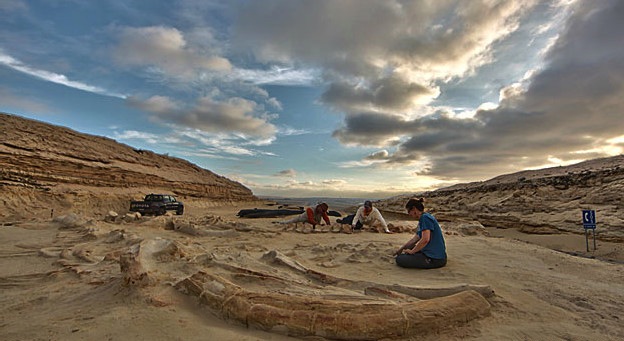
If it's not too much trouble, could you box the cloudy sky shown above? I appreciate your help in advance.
[1,0,623,199]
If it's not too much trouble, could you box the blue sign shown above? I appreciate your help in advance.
[582,210,596,229]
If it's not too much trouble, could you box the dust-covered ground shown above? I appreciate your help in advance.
[1,203,623,341]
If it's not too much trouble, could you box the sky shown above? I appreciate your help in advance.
[1,0,623,199]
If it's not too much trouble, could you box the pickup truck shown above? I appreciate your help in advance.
[129,194,184,216]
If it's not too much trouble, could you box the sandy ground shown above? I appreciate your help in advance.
[1,203,623,341]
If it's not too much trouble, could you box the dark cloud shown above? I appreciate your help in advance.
[235,0,533,114]
[235,1,592,180]
[330,0,624,179]
[475,0,624,151]
[274,169,297,177]
[332,112,414,146]
[364,150,389,161]
[321,75,436,112]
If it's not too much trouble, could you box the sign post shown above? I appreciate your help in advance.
[582,209,597,252]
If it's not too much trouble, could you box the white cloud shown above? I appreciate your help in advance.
[111,125,274,160]
[0,52,125,98]
[277,125,309,136]
[113,26,231,78]
[266,97,282,111]
[229,65,320,86]
[126,95,179,114]
[127,95,277,140]
[112,130,160,144]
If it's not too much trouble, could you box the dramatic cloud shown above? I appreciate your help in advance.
[235,0,623,180]
[345,0,624,179]
[2,0,622,198]
[321,75,439,113]
[236,0,535,114]
[236,0,530,72]
[332,111,470,147]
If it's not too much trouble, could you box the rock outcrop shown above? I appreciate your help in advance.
[0,112,257,219]
[377,155,624,241]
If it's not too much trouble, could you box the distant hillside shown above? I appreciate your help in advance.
[259,196,370,212]
[0,112,257,219]
[376,155,624,241]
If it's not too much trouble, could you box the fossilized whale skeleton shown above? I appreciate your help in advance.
[177,251,492,340]
[176,271,491,340]
[121,239,493,340]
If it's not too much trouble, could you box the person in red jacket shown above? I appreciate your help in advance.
[279,202,330,230]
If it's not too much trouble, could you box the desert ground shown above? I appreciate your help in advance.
[1,202,623,341]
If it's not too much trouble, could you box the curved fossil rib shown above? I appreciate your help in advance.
[175,271,491,340]
[263,250,495,299]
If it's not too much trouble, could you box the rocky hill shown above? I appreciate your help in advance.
[0,112,257,220]
[376,155,624,242]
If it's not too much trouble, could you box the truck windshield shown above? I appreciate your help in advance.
[145,195,163,202]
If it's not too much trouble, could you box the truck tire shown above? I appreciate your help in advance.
[176,207,184,215]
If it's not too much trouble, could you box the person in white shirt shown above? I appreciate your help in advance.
[344,200,392,234]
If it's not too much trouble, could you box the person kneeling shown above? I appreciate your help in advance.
[338,200,393,234]
[279,203,330,230]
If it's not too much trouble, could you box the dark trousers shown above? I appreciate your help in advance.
[338,214,363,229]
[396,252,447,269]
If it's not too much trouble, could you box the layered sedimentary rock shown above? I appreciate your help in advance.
[378,155,624,241]
[0,112,256,218]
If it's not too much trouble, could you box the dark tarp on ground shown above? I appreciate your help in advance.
[237,209,342,218]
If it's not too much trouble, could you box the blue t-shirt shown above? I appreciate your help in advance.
[417,212,447,259]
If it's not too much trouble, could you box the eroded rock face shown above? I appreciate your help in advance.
[0,112,257,218]
[377,155,624,241]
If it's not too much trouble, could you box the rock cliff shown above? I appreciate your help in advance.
[0,112,257,219]
[377,155,624,242]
